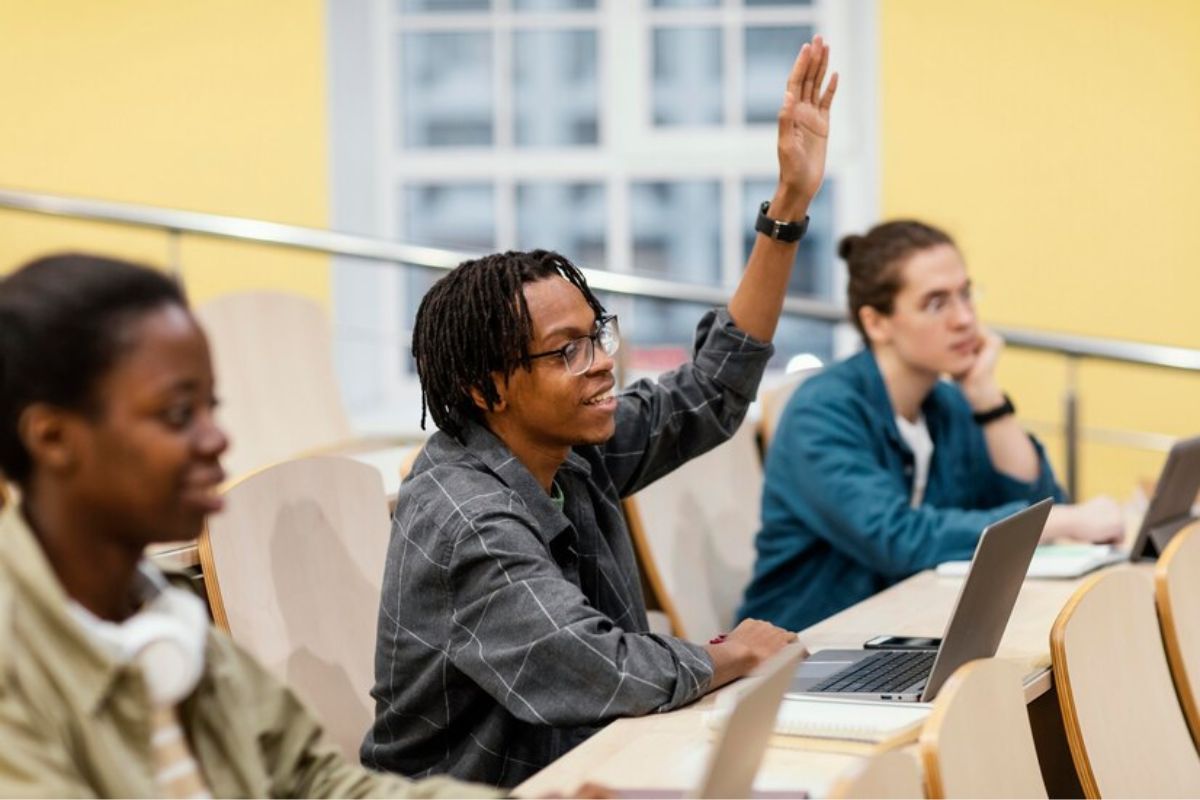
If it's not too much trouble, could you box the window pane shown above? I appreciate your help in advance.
[743,177,834,298]
[771,316,835,371]
[627,299,713,373]
[402,184,495,324]
[517,182,606,267]
[631,180,721,284]
[744,26,812,123]
[400,32,493,148]
[514,30,599,146]
[515,0,596,8]
[653,27,723,126]
[651,0,718,7]
[399,0,490,11]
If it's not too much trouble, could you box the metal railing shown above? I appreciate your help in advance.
[3,187,1198,496]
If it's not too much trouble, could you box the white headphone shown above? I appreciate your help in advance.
[71,566,209,707]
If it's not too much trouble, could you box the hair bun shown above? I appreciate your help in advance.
[837,234,865,261]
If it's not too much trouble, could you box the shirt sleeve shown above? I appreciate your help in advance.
[602,308,773,498]
[446,505,714,727]
[771,395,1032,579]
[973,431,1067,506]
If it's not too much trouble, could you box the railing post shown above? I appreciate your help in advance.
[1063,355,1080,500]
[167,228,182,281]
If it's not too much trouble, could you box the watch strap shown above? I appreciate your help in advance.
[972,393,1016,425]
[755,200,809,243]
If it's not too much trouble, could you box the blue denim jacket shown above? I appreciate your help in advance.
[738,349,1065,632]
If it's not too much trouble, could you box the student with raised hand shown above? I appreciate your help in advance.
[362,36,837,789]
[0,254,501,798]
[738,220,1125,632]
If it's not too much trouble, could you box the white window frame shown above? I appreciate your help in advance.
[329,0,878,433]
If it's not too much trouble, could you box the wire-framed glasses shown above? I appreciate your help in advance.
[528,314,620,375]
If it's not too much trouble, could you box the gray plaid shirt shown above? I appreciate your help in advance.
[361,309,772,788]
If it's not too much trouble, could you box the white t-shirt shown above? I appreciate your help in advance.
[895,413,934,508]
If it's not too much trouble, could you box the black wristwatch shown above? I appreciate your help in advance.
[755,200,809,243]
[972,394,1015,426]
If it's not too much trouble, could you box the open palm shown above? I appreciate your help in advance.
[777,36,838,205]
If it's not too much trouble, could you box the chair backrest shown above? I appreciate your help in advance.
[1155,520,1200,749]
[918,659,1046,799]
[828,750,926,799]
[198,456,391,760]
[1051,567,1200,798]
[398,443,424,482]
[757,367,820,457]
[196,291,354,480]
[623,421,761,641]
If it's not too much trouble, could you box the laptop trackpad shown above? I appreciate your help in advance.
[789,650,869,693]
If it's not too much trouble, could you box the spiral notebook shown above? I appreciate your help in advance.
[707,695,930,747]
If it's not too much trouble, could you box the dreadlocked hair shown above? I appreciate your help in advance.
[412,249,605,440]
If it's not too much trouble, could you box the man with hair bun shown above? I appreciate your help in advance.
[738,220,1125,632]
[363,36,838,789]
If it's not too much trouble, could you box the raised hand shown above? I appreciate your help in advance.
[775,35,839,216]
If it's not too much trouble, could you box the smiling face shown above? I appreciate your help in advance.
[62,304,228,546]
[483,276,617,457]
[861,243,980,378]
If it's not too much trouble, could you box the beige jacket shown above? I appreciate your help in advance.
[0,503,501,798]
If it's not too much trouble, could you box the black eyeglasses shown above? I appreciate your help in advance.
[528,314,620,375]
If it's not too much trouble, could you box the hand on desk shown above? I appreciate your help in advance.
[705,618,804,691]
[1043,496,1125,545]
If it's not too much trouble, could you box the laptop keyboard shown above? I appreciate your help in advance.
[808,650,936,694]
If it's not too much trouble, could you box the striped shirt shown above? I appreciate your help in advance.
[362,308,773,787]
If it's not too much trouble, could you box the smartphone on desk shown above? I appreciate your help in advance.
[863,634,942,651]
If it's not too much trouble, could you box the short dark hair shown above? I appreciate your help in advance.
[0,253,187,483]
[412,249,604,439]
[839,220,956,345]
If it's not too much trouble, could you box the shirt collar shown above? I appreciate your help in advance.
[847,349,950,452]
[452,421,591,544]
[0,499,124,714]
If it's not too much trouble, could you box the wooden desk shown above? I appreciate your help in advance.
[516,565,1148,798]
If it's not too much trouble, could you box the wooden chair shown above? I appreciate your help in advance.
[196,291,414,485]
[827,750,925,799]
[623,421,761,641]
[918,659,1046,799]
[757,366,820,457]
[198,456,392,760]
[1051,567,1200,797]
[1155,520,1200,749]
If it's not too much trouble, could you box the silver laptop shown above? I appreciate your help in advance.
[616,645,806,799]
[787,498,1053,703]
[698,645,806,798]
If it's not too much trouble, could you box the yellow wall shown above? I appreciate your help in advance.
[880,0,1200,499]
[5,1,1197,498]
[0,0,328,304]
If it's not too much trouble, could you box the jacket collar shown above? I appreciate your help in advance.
[428,421,591,545]
[0,499,123,714]
[845,349,905,449]
[844,349,949,452]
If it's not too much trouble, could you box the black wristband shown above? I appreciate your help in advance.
[972,393,1015,426]
[754,200,809,243]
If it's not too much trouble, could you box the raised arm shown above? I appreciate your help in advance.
[728,35,838,342]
